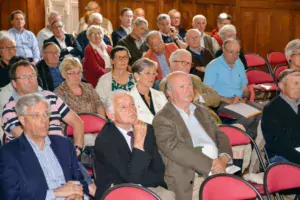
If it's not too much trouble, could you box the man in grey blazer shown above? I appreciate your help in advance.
[152,71,232,200]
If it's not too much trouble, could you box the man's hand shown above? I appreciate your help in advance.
[66,194,82,200]
[230,96,243,104]
[195,66,206,72]
[211,155,228,174]
[53,181,83,198]
[170,26,178,39]
[133,120,147,150]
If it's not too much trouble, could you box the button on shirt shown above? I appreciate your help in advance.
[8,28,40,62]
[204,55,248,98]
[25,135,66,200]
[155,53,171,78]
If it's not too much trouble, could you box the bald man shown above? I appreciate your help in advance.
[133,8,145,20]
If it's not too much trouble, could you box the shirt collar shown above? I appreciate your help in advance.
[25,134,51,151]
[115,124,133,136]
[189,47,202,55]
[173,103,196,116]
[159,31,169,37]
[280,92,300,107]
[220,55,235,69]
[121,26,131,34]
[12,86,43,101]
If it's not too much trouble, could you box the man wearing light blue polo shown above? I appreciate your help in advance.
[204,39,261,138]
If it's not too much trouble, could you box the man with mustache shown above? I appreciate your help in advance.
[152,71,232,200]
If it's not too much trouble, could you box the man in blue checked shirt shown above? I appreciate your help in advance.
[8,10,40,65]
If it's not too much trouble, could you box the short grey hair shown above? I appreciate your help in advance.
[168,9,179,16]
[285,39,300,58]
[0,31,16,46]
[192,15,206,23]
[218,24,237,41]
[157,14,170,24]
[86,25,103,38]
[133,17,148,27]
[279,69,300,83]
[48,11,60,20]
[145,30,162,45]
[15,93,50,116]
[89,12,103,23]
[104,90,132,114]
[185,28,201,41]
[132,58,158,74]
[165,71,190,92]
[85,1,99,10]
[169,49,192,63]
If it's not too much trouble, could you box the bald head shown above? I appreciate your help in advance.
[133,8,145,19]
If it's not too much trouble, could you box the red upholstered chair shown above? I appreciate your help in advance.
[264,162,300,200]
[200,174,263,200]
[101,183,161,200]
[245,53,274,75]
[274,64,288,81]
[267,51,287,66]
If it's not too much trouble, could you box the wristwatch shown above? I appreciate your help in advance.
[75,146,83,154]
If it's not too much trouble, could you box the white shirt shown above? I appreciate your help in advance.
[36,27,53,53]
[55,36,67,49]
[121,26,132,35]
[116,125,133,151]
[200,33,205,48]
[90,42,112,70]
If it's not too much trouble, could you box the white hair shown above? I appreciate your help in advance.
[133,17,148,27]
[15,93,51,116]
[104,90,132,114]
[86,25,103,38]
[48,11,60,20]
[285,39,300,58]
[0,31,16,46]
[89,12,103,23]
[169,49,192,63]
[218,24,237,41]
[185,28,201,41]
[192,15,206,23]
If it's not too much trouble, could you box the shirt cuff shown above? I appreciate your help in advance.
[219,153,233,164]
[46,190,56,200]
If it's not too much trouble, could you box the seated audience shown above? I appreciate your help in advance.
[143,31,178,80]
[55,57,105,117]
[117,17,149,66]
[36,42,63,91]
[77,1,113,35]
[215,24,247,69]
[262,69,300,164]
[8,10,40,64]
[153,71,232,200]
[77,13,111,55]
[185,29,214,80]
[0,93,89,199]
[94,90,175,200]
[192,15,218,54]
[95,46,135,102]
[168,9,186,39]
[285,39,300,70]
[44,20,83,61]
[157,14,186,49]
[133,8,145,20]
[112,8,133,46]
[204,39,261,138]
[130,58,167,124]
[36,11,62,52]
[0,31,16,88]
[82,25,112,87]
[211,13,232,47]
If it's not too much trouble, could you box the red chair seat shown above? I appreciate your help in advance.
[250,182,265,195]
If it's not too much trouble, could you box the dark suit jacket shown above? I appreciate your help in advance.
[44,34,83,61]
[76,30,111,56]
[152,102,232,200]
[112,27,127,46]
[0,134,88,199]
[94,122,166,199]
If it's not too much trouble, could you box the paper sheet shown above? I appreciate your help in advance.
[224,103,261,118]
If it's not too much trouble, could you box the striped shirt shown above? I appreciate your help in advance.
[2,89,70,141]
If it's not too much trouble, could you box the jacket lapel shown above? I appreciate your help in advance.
[131,86,154,122]
[150,88,165,113]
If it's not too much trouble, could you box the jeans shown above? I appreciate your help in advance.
[269,155,290,164]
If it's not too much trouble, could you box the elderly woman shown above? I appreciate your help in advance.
[215,24,248,69]
[285,39,300,70]
[130,58,167,124]
[82,25,112,88]
[54,57,105,117]
[95,46,135,102]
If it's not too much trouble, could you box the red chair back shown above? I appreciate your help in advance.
[245,53,267,68]
[219,125,250,146]
[102,183,161,200]
[200,174,263,200]
[267,51,287,65]
[274,65,288,81]
[246,69,275,84]
[264,162,300,196]
[65,113,106,136]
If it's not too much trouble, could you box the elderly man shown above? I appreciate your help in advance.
[215,24,247,68]
[143,31,178,80]
[36,11,62,52]
[168,9,186,39]
[36,42,63,91]
[77,1,113,35]
[0,93,89,199]
[262,69,300,164]
[133,8,145,20]
[8,10,40,64]
[157,14,186,49]
[76,12,111,55]
[211,13,232,47]
[94,90,175,200]
[204,39,261,138]
[285,39,300,70]
[112,8,133,46]
[153,71,232,200]
[0,31,16,88]
[185,29,214,80]
[117,17,149,66]
[159,49,220,108]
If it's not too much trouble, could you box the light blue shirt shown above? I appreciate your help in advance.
[8,28,40,62]
[155,53,170,78]
[204,55,248,98]
[25,135,66,200]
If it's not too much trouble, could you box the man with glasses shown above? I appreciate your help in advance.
[204,39,261,138]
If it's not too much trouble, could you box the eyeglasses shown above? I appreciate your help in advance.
[66,71,83,76]
[292,53,300,57]
[0,46,17,51]
[52,25,63,30]
[44,51,60,56]
[173,60,192,66]
[187,36,200,41]
[114,56,130,61]
[140,71,158,76]
[15,73,37,80]
[224,47,240,56]
[89,32,102,37]
[23,111,51,120]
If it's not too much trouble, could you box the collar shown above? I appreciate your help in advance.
[11,27,25,33]
[280,92,300,106]
[121,26,131,33]
[116,124,133,136]
[55,35,65,42]
[172,103,196,116]
[159,31,170,37]
[12,86,43,101]
[220,55,235,69]
[90,41,107,51]
[25,134,51,151]
[189,47,202,55]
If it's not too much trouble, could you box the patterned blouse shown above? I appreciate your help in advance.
[111,73,135,91]
[54,81,103,114]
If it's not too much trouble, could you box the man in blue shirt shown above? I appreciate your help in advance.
[204,39,261,138]
[8,10,40,65]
